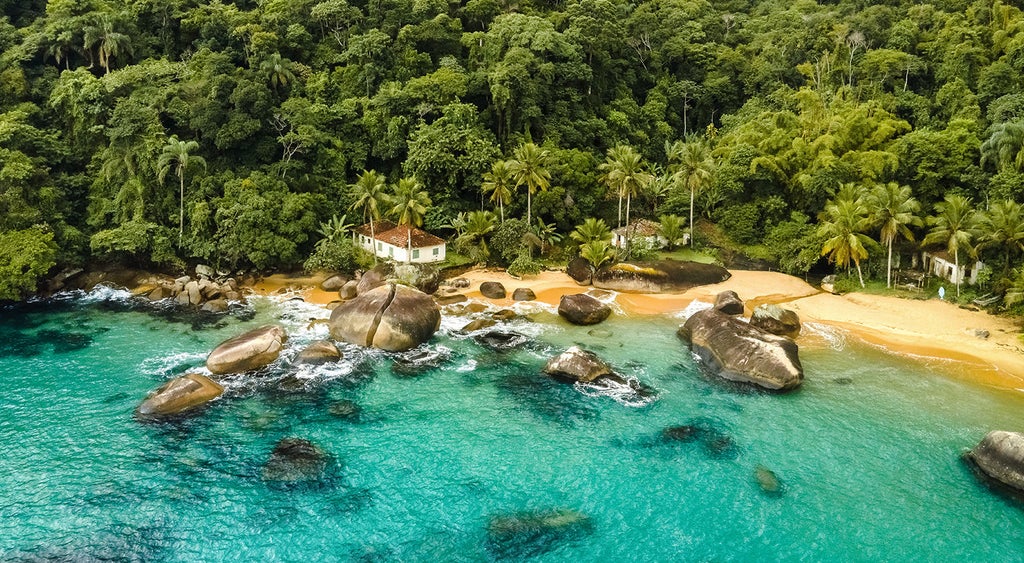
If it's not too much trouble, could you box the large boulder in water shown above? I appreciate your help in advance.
[261,437,333,488]
[136,373,223,418]
[593,260,730,293]
[328,283,440,351]
[206,325,287,375]
[750,304,801,338]
[558,293,611,325]
[543,346,614,384]
[965,431,1024,494]
[678,298,803,391]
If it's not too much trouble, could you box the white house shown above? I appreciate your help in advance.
[611,219,680,249]
[923,250,984,285]
[354,221,446,263]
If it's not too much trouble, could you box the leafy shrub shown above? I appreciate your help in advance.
[304,238,358,273]
[507,249,542,277]
[0,226,57,300]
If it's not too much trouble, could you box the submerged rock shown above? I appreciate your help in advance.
[206,325,287,375]
[136,373,223,418]
[660,420,738,459]
[485,508,593,559]
[965,431,1024,494]
[678,296,803,392]
[750,304,801,338]
[475,330,529,351]
[261,437,333,488]
[328,283,441,352]
[558,293,611,325]
[754,465,784,496]
[295,340,342,365]
[328,400,361,420]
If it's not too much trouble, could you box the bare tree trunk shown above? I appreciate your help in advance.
[954,249,960,298]
[370,218,377,265]
[856,260,865,288]
[689,185,695,248]
[179,172,185,244]
[886,241,893,288]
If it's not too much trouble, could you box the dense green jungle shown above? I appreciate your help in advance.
[3,0,1024,312]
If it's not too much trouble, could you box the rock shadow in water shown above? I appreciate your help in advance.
[484,508,594,560]
[496,371,599,428]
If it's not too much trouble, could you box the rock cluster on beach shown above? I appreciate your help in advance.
[678,291,803,392]
[144,266,245,311]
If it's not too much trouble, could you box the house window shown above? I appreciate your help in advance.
[413,249,420,259]
[389,247,393,257]
[377,242,382,251]
[432,247,439,256]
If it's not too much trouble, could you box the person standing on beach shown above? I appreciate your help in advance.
[938,286,945,300]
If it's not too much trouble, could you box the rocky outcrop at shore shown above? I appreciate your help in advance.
[294,340,342,365]
[566,257,593,285]
[678,292,803,391]
[714,290,745,315]
[965,431,1024,494]
[593,260,730,293]
[328,283,440,351]
[558,293,611,325]
[136,373,223,418]
[480,281,507,299]
[206,324,288,375]
[543,346,616,384]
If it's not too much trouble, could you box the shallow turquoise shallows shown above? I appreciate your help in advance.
[2,288,1023,562]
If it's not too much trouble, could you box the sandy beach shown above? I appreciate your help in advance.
[251,268,1024,392]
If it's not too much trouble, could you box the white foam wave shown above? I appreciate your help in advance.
[803,322,847,351]
[139,351,208,377]
[574,379,658,407]
[674,299,713,321]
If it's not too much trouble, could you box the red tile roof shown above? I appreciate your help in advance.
[613,219,661,237]
[354,220,397,237]
[374,225,446,248]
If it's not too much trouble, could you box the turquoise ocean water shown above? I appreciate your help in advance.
[1,287,1023,562]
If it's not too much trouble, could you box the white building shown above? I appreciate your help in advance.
[923,250,984,285]
[611,219,678,249]
[354,221,446,263]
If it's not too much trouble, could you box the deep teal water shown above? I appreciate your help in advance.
[1,287,1023,562]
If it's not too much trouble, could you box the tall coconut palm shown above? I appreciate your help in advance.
[922,194,978,298]
[598,144,654,231]
[667,136,715,248]
[482,160,514,222]
[348,169,388,264]
[868,182,922,288]
[158,136,206,244]
[261,53,297,92]
[389,176,431,263]
[975,199,1024,276]
[818,189,874,288]
[83,14,132,74]
[507,143,552,227]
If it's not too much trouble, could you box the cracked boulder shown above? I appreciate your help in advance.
[328,283,440,351]
[206,324,287,375]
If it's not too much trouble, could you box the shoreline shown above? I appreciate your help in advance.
[249,268,1024,394]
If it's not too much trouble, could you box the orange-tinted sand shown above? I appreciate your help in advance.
[249,268,1024,392]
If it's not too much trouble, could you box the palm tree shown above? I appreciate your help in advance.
[868,182,922,288]
[389,176,431,263]
[570,218,612,247]
[922,194,978,298]
[456,210,497,261]
[667,136,715,248]
[1004,266,1024,307]
[980,121,1024,173]
[157,136,206,244]
[507,143,552,227]
[658,214,687,250]
[482,160,514,222]
[83,14,132,74]
[261,53,297,92]
[975,199,1024,276]
[598,144,654,231]
[534,218,563,255]
[818,189,875,288]
[348,169,388,264]
[579,240,615,273]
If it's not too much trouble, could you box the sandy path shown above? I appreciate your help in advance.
[249,268,1024,392]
